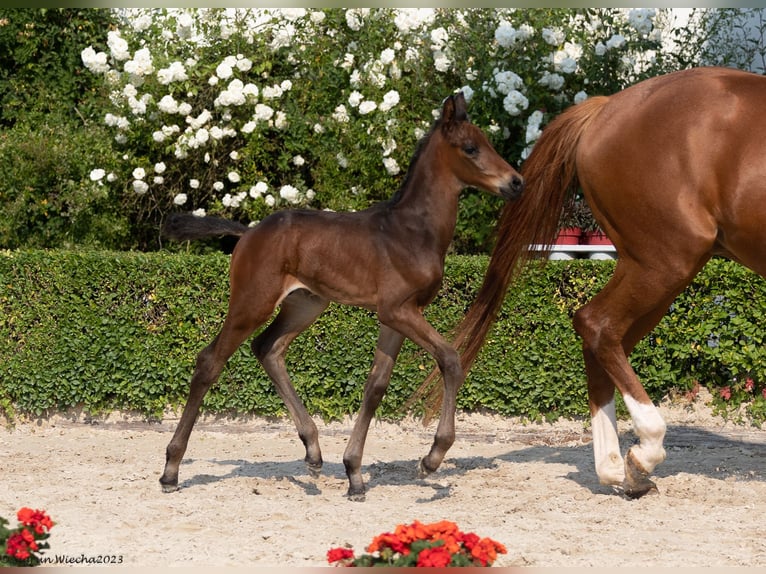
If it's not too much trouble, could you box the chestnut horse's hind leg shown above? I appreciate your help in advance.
[572,257,706,497]
[159,313,262,492]
[251,290,330,477]
[343,324,405,501]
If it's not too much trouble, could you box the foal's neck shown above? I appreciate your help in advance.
[390,145,462,252]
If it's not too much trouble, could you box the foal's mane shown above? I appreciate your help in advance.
[389,118,442,206]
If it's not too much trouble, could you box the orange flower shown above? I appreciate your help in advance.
[470,537,507,566]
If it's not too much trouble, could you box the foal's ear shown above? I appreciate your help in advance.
[441,91,468,124]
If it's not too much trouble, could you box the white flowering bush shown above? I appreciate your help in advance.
[79,8,692,250]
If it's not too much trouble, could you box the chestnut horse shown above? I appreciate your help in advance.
[159,92,524,500]
[414,67,766,498]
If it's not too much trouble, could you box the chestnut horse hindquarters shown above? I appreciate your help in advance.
[429,67,766,497]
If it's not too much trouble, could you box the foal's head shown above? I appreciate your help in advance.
[436,92,524,200]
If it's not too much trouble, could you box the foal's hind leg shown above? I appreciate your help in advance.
[160,313,262,492]
[572,257,706,497]
[251,290,329,477]
[343,325,405,501]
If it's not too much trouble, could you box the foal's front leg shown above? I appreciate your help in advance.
[343,325,405,501]
[380,307,465,479]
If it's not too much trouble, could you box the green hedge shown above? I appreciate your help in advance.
[1,250,765,424]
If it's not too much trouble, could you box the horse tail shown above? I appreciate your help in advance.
[162,213,250,242]
[408,95,610,420]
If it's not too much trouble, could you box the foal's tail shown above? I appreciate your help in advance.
[408,95,610,421]
[162,213,250,241]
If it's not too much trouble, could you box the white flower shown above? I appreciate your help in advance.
[228,171,240,183]
[433,51,451,73]
[189,179,200,189]
[279,184,302,204]
[153,176,164,185]
[606,34,626,50]
[154,162,166,174]
[293,155,305,167]
[495,22,517,48]
[262,85,283,99]
[539,71,565,91]
[241,120,257,134]
[254,104,274,122]
[503,90,529,116]
[157,61,188,85]
[494,70,523,95]
[264,194,275,207]
[460,85,474,102]
[333,104,350,123]
[158,95,179,114]
[542,27,565,46]
[380,48,396,65]
[81,47,110,74]
[379,90,400,112]
[216,60,234,79]
[430,27,449,50]
[574,90,588,104]
[89,168,106,182]
[124,48,154,77]
[192,208,206,217]
[274,111,288,129]
[383,157,400,175]
[132,167,146,180]
[336,152,348,168]
[133,179,149,194]
[250,181,268,198]
[213,181,224,191]
[280,79,293,91]
[348,91,364,108]
[107,30,130,61]
[359,100,377,115]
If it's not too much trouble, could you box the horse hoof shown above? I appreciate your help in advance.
[160,481,179,494]
[306,462,322,479]
[417,458,435,479]
[623,450,659,498]
[346,489,366,502]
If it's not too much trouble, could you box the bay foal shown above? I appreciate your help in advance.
[159,92,524,500]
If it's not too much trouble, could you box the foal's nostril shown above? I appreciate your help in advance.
[512,175,525,193]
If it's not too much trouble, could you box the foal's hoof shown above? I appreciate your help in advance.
[346,488,366,503]
[623,451,659,499]
[417,458,436,479]
[306,462,323,479]
[159,480,179,494]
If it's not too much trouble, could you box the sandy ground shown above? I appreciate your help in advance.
[1,391,765,569]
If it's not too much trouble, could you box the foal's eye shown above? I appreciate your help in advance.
[462,144,479,157]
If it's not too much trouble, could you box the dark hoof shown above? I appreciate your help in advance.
[160,480,179,493]
[417,458,436,479]
[346,489,366,502]
[623,450,659,498]
[306,462,322,479]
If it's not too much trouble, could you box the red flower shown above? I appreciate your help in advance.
[416,546,452,567]
[17,507,53,535]
[6,532,32,561]
[745,378,755,393]
[719,386,731,400]
[327,547,355,564]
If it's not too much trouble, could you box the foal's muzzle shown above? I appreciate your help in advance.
[500,174,525,201]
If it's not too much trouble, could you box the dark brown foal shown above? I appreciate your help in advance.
[159,92,523,500]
